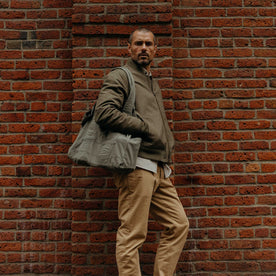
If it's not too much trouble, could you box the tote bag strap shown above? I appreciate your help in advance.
[117,66,136,116]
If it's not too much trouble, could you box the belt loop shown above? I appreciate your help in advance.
[157,162,164,179]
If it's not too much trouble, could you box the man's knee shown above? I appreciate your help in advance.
[176,213,189,237]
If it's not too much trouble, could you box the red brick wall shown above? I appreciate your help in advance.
[0,0,73,274]
[0,0,275,275]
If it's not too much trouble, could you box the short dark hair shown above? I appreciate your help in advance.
[128,28,156,45]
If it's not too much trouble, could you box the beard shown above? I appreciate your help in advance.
[137,59,151,66]
[136,54,152,66]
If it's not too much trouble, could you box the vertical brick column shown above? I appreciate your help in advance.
[71,1,173,275]
[0,0,73,274]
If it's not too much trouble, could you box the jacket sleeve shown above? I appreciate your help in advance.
[94,68,149,138]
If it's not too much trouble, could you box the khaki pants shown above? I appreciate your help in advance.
[114,166,189,276]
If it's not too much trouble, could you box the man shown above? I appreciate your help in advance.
[94,28,189,276]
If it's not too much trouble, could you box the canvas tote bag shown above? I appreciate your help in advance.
[68,67,141,171]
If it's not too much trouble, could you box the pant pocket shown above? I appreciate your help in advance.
[114,169,144,193]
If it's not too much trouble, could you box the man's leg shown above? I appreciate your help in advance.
[150,166,189,276]
[114,169,155,276]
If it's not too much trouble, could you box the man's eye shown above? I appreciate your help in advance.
[134,41,153,46]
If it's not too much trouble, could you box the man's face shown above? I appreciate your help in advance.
[128,30,157,70]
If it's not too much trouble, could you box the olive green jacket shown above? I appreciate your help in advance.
[94,59,175,164]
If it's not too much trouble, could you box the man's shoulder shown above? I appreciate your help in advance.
[105,66,129,83]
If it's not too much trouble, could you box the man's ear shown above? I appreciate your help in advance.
[154,44,157,54]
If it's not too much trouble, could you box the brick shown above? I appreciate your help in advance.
[211,0,243,6]
[257,110,276,119]
[228,261,259,272]
[244,18,273,27]
[213,18,242,27]
[226,152,255,161]
[225,175,255,185]
[192,111,223,120]
[107,4,138,14]
[211,251,242,261]
[26,10,57,19]
[11,0,40,9]
[12,82,42,90]
[73,25,104,36]
[193,69,222,78]
[6,21,36,30]
[262,163,276,173]
[255,131,276,140]
[26,113,58,122]
[239,120,270,130]
[31,71,60,79]
[223,131,253,140]
[190,49,220,57]
[244,0,274,6]
[2,71,29,80]
[258,152,276,161]
[0,11,25,19]
[231,217,262,227]
[43,0,72,8]
[230,240,261,249]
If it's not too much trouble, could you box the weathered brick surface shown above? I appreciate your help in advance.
[0,0,275,275]
[0,0,73,275]
[172,1,276,275]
